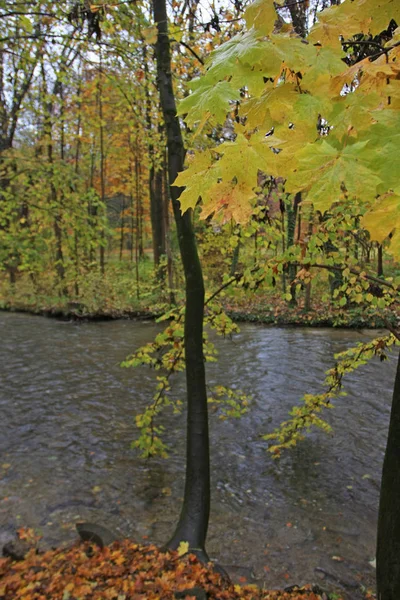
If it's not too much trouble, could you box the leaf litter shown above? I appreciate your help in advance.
[0,537,333,600]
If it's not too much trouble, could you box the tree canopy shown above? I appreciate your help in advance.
[174,0,400,256]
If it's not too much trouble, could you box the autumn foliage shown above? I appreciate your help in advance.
[0,537,328,600]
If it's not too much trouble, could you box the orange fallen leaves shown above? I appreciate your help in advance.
[0,538,334,600]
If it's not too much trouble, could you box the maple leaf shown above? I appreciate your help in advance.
[204,30,267,83]
[327,92,380,138]
[309,1,368,48]
[177,541,189,557]
[356,0,400,36]
[302,46,348,92]
[172,151,221,213]
[360,111,400,194]
[362,193,400,258]
[177,82,240,128]
[286,139,382,210]
[217,132,284,185]
[244,0,279,36]
[200,180,256,223]
[142,25,158,44]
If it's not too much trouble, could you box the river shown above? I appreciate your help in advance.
[0,312,397,597]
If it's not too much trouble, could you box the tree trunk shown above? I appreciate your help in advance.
[150,165,165,266]
[377,244,384,278]
[153,0,210,555]
[377,350,400,599]
[97,56,106,275]
[287,192,301,305]
[285,0,307,37]
[119,197,125,261]
[143,43,166,268]
[163,157,176,304]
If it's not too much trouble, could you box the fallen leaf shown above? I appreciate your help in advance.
[177,541,189,557]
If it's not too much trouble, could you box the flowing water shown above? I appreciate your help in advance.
[0,311,397,597]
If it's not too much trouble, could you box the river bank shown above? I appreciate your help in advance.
[0,295,397,329]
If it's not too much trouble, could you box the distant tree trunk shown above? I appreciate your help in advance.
[280,198,287,293]
[304,268,312,312]
[135,154,144,259]
[230,229,241,276]
[153,0,210,556]
[377,244,384,277]
[304,209,314,312]
[41,59,66,293]
[150,163,165,266]
[377,349,400,599]
[119,197,125,261]
[163,156,176,305]
[97,55,106,275]
[285,0,307,37]
[143,43,166,268]
[135,188,140,298]
[130,191,134,263]
[287,192,301,305]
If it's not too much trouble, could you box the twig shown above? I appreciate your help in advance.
[178,40,204,65]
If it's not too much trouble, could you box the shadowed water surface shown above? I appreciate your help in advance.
[0,312,396,596]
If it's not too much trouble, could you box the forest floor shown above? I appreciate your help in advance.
[0,531,375,600]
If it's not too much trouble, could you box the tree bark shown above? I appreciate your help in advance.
[287,192,301,305]
[377,350,400,599]
[377,244,384,278]
[97,55,106,275]
[153,0,210,555]
[143,43,166,267]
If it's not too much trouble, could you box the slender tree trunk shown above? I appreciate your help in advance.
[73,79,82,297]
[230,230,241,276]
[150,165,165,266]
[119,197,125,261]
[163,158,176,304]
[378,244,384,277]
[88,140,97,265]
[377,350,400,599]
[143,43,166,268]
[135,154,144,259]
[287,192,301,305]
[97,56,106,275]
[304,209,314,312]
[280,198,286,293]
[130,191,134,263]
[41,60,66,292]
[153,0,210,555]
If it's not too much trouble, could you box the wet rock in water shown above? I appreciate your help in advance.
[175,587,207,600]
[314,566,359,590]
[76,522,119,548]
[3,539,34,561]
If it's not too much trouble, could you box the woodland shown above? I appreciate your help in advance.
[1,0,400,599]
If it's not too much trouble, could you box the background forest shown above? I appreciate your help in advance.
[0,0,398,327]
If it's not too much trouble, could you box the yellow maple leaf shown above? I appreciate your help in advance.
[177,541,189,557]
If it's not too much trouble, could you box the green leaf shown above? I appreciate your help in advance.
[172,151,221,213]
[362,193,400,259]
[177,82,240,127]
[244,0,279,36]
[286,140,382,211]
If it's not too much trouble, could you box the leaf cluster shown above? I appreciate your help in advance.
[266,333,399,457]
